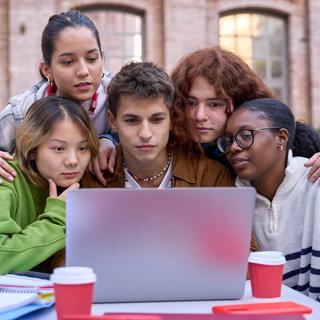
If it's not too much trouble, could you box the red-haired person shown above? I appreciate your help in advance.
[170,47,320,182]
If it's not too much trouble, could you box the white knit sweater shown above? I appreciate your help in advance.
[236,151,320,300]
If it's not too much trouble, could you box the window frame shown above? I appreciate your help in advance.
[77,5,145,74]
[219,9,289,103]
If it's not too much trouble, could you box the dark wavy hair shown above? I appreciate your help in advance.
[170,47,275,154]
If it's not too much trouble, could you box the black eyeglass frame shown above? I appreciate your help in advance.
[217,127,282,153]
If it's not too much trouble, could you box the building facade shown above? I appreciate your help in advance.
[0,0,319,128]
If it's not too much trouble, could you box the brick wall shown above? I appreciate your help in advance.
[287,0,308,123]
[163,0,208,72]
[309,0,320,128]
[59,0,164,69]
[8,0,55,97]
[0,0,8,107]
[0,0,319,129]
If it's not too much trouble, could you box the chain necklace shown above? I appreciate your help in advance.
[123,153,172,182]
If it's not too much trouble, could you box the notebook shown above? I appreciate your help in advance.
[0,300,54,320]
[0,274,54,296]
[66,187,256,303]
[0,274,53,288]
[0,274,54,320]
[0,292,37,314]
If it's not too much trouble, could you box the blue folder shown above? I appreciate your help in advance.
[0,301,54,320]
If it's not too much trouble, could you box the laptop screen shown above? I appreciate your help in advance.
[66,187,255,302]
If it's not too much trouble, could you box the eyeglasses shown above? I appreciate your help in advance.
[217,127,281,153]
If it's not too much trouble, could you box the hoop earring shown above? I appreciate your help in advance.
[278,145,284,151]
[101,71,105,78]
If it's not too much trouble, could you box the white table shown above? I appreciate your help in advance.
[22,281,320,319]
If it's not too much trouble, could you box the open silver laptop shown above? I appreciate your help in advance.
[66,187,255,303]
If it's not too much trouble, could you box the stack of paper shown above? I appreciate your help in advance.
[0,273,54,296]
[0,274,54,320]
[0,292,38,313]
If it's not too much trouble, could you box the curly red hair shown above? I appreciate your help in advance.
[170,47,275,153]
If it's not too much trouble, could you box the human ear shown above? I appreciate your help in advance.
[40,62,52,81]
[225,97,234,115]
[169,113,172,130]
[277,128,289,150]
[108,110,117,132]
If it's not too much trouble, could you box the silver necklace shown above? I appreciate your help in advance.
[123,153,172,182]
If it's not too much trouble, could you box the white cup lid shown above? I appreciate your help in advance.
[248,251,286,265]
[50,267,96,284]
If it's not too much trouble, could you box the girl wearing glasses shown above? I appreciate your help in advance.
[217,98,320,300]
[170,47,320,182]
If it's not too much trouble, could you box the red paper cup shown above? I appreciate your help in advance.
[51,267,96,320]
[248,251,285,298]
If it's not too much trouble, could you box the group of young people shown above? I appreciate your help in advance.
[0,9,319,300]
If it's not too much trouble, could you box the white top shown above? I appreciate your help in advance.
[236,150,320,300]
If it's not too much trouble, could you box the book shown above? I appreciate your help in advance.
[0,300,54,320]
[0,274,54,295]
[0,292,38,314]
[0,274,55,320]
[0,273,53,288]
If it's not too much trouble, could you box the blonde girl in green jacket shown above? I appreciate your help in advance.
[0,96,99,274]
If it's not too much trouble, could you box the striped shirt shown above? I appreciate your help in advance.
[236,151,320,300]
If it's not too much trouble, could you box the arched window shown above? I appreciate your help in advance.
[219,12,288,101]
[83,8,144,74]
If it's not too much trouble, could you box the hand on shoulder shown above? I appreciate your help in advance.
[0,151,16,184]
